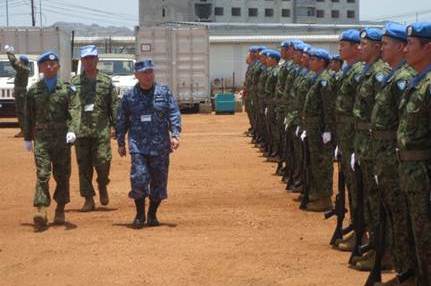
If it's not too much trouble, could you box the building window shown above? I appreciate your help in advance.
[281,9,291,17]
[316,0,325,2]
[307,7,315,17]
[331,10,340,18]
[215,7,224,16]
[316,10,325,18]
[232,7,241,16]
[347,10,355,18]
[331,0,339,2]
[248,8,258,17]
[265,8,274,17]
[162,8,166,18]
[347,0,355,2]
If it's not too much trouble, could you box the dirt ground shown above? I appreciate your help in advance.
[0,113,394,286]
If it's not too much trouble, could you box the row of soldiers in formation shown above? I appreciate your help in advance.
[243,22,431,286]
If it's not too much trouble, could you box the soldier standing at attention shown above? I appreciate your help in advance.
[23,51,78,231]
[397,22,431,286]
[5,45,30,138]
[116,59,181,229]
[70,45,118,212]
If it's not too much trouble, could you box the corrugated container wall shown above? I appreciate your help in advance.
[0,27,72,81]
[135,25,210,107]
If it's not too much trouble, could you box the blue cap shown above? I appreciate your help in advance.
[80,45,98,58]
[281,40,291,48]
[37,51,59,65]
[135,58,155,72]
[302,44,313,54]
[330,54,342,62]
[310,48,330,61]
[266,50,281,61]
[292,40,305,51]
[360,28,384,41]
[19,55,29,65]
[383,22,408,42]
[407,22,431,39]
[257,46,267,52]
[249,46,260,53]
[339,29,361,43]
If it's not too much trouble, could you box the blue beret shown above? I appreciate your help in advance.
[330,54,342,61]
[249,46,260,53]
[19,55,29,65]
[310,48,330,61]
[135,58,155,72]
[292,41,304,51]
[281,40,292,48]
[37,51,59,65]
[360,28,384,41]
[80,45,98,58]
[339,29,361,43]
[267,50,281,61]
[302,44,313,54]
[257,46,267,52]
[407,22,431,39]
[383,22,407,42]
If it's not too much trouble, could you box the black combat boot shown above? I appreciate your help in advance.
[147,199,161,227]
[53,203,66,225]
[132,198,146,229]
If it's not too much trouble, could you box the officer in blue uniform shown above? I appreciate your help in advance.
[116,59,182,229]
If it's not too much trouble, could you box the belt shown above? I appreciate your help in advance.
[370,130,397,140]
[396,149,431,162]
[356,121,371,131]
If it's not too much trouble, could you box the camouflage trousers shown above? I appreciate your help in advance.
[129,153,170,201]
[307,127,333,199]
[292,126,304,186]
[14,89,26,132]
[33,136,71,207]
[374,147,416,274]
[75,135,112,198]
[399,161,431,285]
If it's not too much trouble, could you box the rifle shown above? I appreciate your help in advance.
[364,200,386,286]
[324,154,353,245]
[349,163,366,265]
[299,137,310,209]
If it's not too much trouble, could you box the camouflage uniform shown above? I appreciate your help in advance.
[116,83,181,201]
[23,79,77,207]
[244,60,257,131]
[264,65,279,155]
[256,65,270,145]
[397,66,431,285]
[352,59,391,239]
[334,62,364,224]
[70,71,118,198]
[7,52,30,132]
[370,62,417,274]
[303,69,335,199]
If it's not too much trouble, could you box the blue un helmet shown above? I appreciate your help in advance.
[19,55,29,66]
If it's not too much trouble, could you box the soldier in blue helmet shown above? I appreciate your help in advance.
[116,58,182,229]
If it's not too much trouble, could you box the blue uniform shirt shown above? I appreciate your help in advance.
[116,83,182,156]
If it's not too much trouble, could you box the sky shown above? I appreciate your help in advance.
[0,0,430,28]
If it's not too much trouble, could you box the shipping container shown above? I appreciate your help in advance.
[135,25,211,111]
[0,27,72,81]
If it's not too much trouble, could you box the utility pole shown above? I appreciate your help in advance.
[39,0,42,27]
[6,0,9,26]
[31,0,36,26]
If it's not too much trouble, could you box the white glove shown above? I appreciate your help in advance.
[66,132,76,144]
[374,175,379,186]
[350,153,356,171]
[24,141,33,152]
[295,126,301,137]
[4,45,14,52]
[334,145,339,159]
[264,107,268,116]
[322,132,332,144]
[300,130,307,141]
[283,117,288,125]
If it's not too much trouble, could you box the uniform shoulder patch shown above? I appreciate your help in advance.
[375,73,385,83]
[396,80,407,92]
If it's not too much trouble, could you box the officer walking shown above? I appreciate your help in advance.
[116,59,181,229]
[70,45,118,212]
[5,45,30,138]
[23,51,77,231]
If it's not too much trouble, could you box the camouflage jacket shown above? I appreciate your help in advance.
[295,69,317,128]
[264,65,279,106]
[244,60,257,97]
[116,83,181,156]
[303,69,335,133]
[353,59,391,159]
[257,66,270,101]
[275,59,293,102]
[280,63,299,114]
[397,65,431,152]
[23,79,76,141]
[7,52,30,89]
[70,71,118,138]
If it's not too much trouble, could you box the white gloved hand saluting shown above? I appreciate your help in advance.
[66,132,76,144]
[322,132,332,144]
[350,153,356,171]
[300,130,307,141]
[24,141,33,152]
[4,45,14,53]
